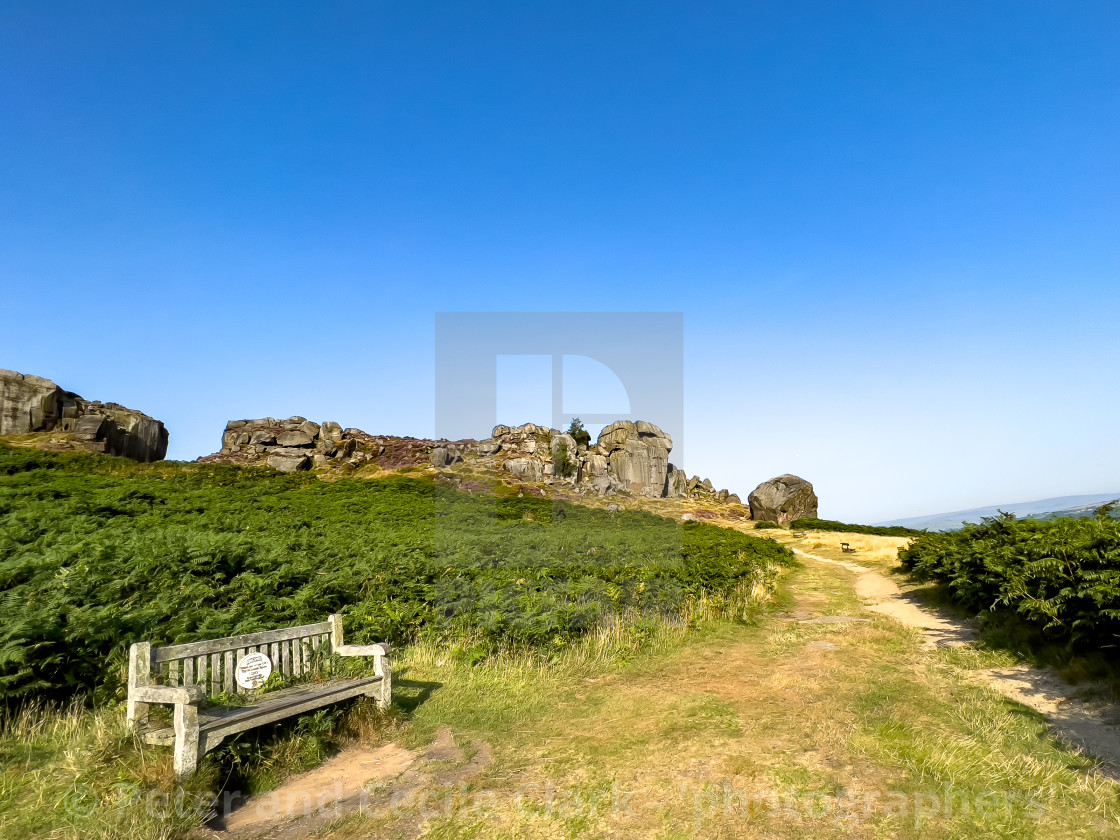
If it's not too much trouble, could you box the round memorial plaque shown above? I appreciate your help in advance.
[235,652,273,690]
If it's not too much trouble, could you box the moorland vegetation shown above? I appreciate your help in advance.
[0,444,789,705]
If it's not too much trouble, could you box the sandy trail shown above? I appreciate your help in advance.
[792,547,1120,775]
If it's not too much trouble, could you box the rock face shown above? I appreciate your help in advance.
[201,414,770,508]
[0,369,168,461]
[469,420,747,503]
[204,416,472,474]
[596,421,673,497]
[748,474,818,525]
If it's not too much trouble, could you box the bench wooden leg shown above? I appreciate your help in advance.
[126,698,149,731]
[173,703,200,778]
[378,659,392,709]
[127,641,151,731]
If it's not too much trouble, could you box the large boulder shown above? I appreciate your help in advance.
[503,457,544,481]
[268,450,310,473]
[0,370,62,435]
[748,474,818,525]
[665,464,688,498]
[596,420,673,497]
[0,369,168,461]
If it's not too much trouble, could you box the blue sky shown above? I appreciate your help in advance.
[1,2,1118,522]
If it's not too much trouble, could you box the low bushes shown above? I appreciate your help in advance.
[791,518,922,537]
[899,511,1120,648]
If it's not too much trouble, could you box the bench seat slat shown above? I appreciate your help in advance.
[210,653,221,695]
[223,650,234,695]
[151,622,332,663]
[140,677,382,746]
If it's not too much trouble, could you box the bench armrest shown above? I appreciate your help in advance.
[130,684,206,705]
[335,643,390,658]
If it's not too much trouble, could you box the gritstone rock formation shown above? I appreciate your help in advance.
[202,417,747,504]
[0,369,168,461]
[204,417,471,474]
[748,474,818,525]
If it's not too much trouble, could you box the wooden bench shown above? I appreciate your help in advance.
[127,614,391,778]
[841,542,855,553]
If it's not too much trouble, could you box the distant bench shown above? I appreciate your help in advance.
[841,542,855,553]
[127,615,391,777]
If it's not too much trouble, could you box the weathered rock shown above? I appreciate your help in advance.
[0,370,63,435]
[727,493,741,505]
[596,420,672,497]
[590,474,613,496]
[268,451,310,472]
[249,430,276,446]
[748,474,818,526]
[583,452,609,477]
[606,503,621,512]
[503,457,544,481]
[0,369,168,461]
[201,413,764,510]
[665,465,688,497]
[276,430,314,448]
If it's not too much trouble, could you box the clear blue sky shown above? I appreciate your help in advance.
[2,2,1118,522]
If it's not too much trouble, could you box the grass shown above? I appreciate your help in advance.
[5,534,1120,839]
[5,442,1120,838]
[304,551,1120,840]
[0,592,773,840]
[0,699,215,840]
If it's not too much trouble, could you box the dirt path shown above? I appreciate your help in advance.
[202,728,492,840]
[792,546,1120,775]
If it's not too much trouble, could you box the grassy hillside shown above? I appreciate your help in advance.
[0,444,790,704]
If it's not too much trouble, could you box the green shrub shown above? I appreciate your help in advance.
[0,444,791,704]
[567,418,591,449]
[900,511,1120,648]
[552,441,575,478]
[753,521,781,529]
[790,518,922,537]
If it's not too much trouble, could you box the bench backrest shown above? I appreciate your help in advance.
[138,618,342,701]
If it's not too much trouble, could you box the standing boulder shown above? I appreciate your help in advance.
[596,420,673,497]
[665,465,688,497]
[748,475,818,526]
[268,450,310,473]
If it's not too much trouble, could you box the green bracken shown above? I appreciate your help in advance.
[900,510,1120,648]
[0,444,789,704]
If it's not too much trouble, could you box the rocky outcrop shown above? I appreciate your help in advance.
[469,420,743,503]
[0,369,168,461]
[201,415,761,506]
[204,416,471,474]
[748,474,818,525]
